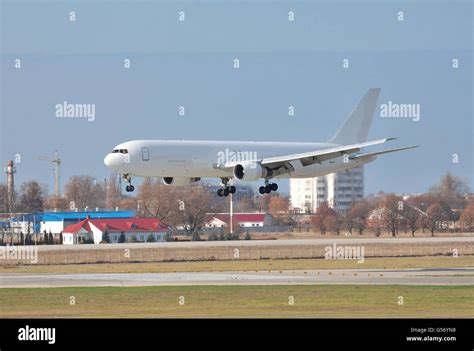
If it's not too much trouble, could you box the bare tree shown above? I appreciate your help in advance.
[117,197,138,212]
[347,200,369,235]
[411,193,438,233]
[323,213,342,235]
[105,173,121,210]
[268,195,292,225]
[401,197,425,237]
[64,175,105,210]
[138,178,181,224]
[426,202,449,236]
[18,181,46,213]
[0,184,8,213]
[381,194,403,237]
[460,201,474,232]
[311,202,337,234]
[429,172,470,209]
[234,195,258,213]
[176,186,214,236]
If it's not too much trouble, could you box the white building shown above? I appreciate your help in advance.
[204,213,276,228]
[290,166,364,213]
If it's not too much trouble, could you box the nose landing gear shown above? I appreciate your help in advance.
[123,174,135,192]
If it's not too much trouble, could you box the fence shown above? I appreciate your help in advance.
[1,240,472,266]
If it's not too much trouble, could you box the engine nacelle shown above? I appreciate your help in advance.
[233,162,270,181]
[162,177,201,186]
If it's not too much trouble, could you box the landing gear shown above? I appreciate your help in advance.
[123,174,135,192]
[217,179,236,197]
[259,181,278,195]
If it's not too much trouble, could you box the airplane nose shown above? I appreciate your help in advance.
[104,154,112,167]
[104,153,121,170]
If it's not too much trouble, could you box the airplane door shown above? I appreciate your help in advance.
[141,147,150,161]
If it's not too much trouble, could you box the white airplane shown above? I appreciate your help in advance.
[104,88,418,196]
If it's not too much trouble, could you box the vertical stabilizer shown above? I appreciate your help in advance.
[329,88,380,145]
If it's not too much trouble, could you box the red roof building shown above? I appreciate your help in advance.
[62,217,170,244]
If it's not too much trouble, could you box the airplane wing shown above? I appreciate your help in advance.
[260,137,396,169]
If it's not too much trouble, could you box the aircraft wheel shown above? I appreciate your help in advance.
[265,185,272,194]
[271,183,278,191]
[217,189,224,197]
[223,188,230,196]
[129,185,135,192]
[229,186,236,194]
[259,186,266,194]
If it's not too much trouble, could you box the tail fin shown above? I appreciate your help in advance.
[329,88,380,145]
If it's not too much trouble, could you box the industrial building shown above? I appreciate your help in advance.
[62,217,170,244]
[2,211,135,244]
[38,211,135,235]
[290,166,364,213]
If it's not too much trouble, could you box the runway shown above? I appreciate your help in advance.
[1,267,473,288]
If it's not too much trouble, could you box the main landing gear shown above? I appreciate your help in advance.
[217,178,236,197]
[259,181,278,194]
[123,174,135,192]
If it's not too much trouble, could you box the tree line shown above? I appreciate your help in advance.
[309,173,473,236]
[0,172,472,238]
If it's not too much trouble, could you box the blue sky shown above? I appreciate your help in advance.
[1,0,472,196]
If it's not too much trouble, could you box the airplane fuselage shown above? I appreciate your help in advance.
[103,139,375,180]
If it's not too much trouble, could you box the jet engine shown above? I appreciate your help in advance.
[233,162,270,181]
[162,177,201,186]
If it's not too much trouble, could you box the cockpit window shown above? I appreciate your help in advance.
[112,149,128,154]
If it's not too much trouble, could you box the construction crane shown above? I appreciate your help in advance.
[39,150,61,197]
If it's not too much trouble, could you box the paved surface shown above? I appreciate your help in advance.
[1,268,473,287]
[16,236,474,251]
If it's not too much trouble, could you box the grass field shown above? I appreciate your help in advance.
[0,285,473,318]
[0,256,472,274]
